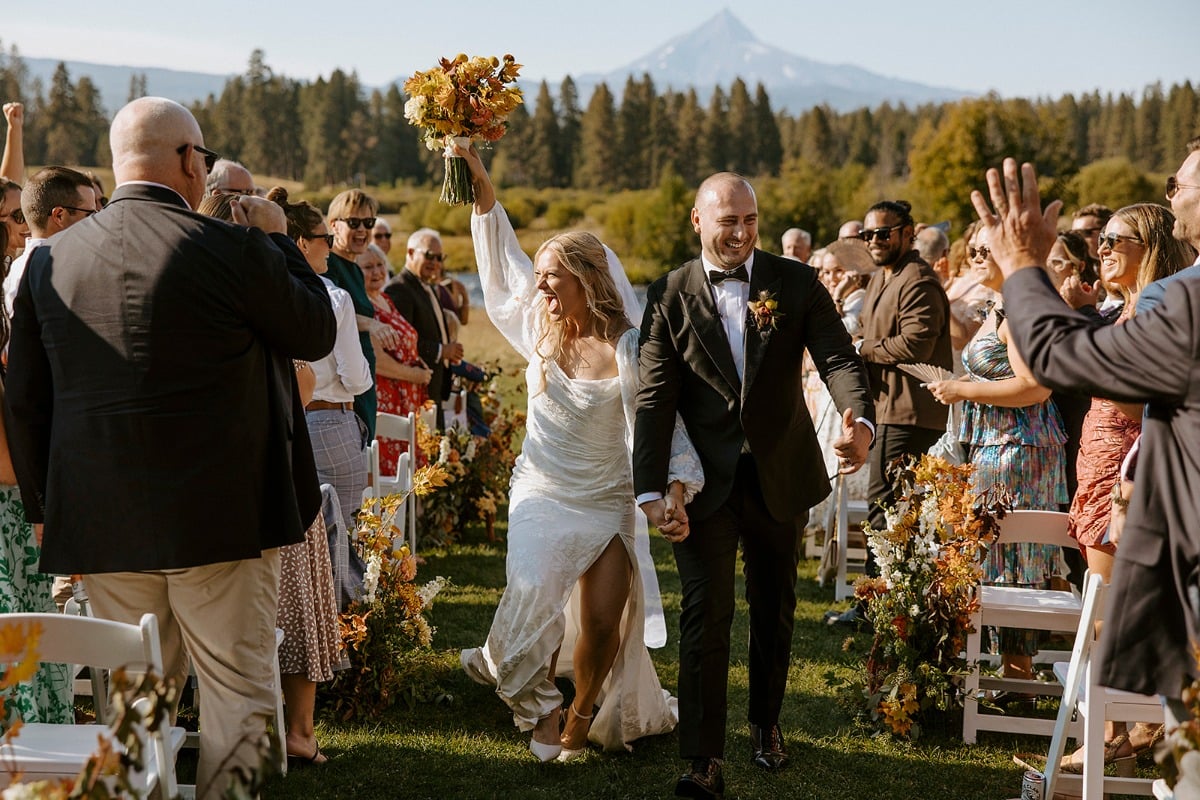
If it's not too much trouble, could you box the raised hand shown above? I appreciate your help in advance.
[1058,273,1098,309]
[2,102,23,128]
[970,158,1062,281]
[230,194,287,234]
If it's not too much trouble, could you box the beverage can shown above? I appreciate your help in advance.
[1020,769,1044,800]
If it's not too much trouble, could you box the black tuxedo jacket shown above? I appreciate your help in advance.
[5,183,336,573]
[634,250,873,522]
[384,269,451,402]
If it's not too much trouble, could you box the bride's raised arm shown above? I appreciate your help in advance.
[455,142,538,360]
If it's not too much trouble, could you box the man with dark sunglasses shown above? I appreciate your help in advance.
[6,96,335,800]
[4,166,98,315]
[384,227,464,430]
[826,200,952,629]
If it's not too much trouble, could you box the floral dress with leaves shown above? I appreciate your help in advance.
[0,485,72,726]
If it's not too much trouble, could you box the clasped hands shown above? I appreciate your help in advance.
[640,481,690,544]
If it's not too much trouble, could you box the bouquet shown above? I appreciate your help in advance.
[403,54,523,205]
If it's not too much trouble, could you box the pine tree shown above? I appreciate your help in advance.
[527,81,560,188]
[701,85,730,175]
[752,83,781,177]
[576,83,619,190]
[617,74,654,188]
[557,77,582,187]
[43,63,85,165]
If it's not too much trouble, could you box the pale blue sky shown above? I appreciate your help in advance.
[5,0,1198,99]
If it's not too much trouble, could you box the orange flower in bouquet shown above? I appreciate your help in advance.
[403,53,523,205]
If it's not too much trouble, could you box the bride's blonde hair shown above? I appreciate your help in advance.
[532,231,631,372]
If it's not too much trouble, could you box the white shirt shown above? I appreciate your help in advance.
[309,278,373,403]
[4,237,46,318]
[702,253,754,382]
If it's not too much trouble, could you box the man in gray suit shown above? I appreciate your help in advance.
[978,155,1200,734]
[6,97,335,798]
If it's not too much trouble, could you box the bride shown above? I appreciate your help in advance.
[455,143,703,762]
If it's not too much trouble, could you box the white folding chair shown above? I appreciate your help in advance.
[0,612,185,797]
[368,411,418,554]
[1040,574,1164,799]
[963,509,1082,743]
[826,473,871,601]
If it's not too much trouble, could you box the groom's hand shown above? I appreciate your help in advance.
[640,498,689,544]
[833,408,870,474]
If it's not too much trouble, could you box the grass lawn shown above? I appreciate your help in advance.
[257,513,1092,800]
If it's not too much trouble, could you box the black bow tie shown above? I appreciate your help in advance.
[709,265,749,285]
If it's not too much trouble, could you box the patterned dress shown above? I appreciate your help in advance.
[960,315,1068,656]
[0,485,72,726]
[371,294,426,475]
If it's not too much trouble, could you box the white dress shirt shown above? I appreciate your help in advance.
[702,253,754,382]
[310,277,373,403]
[4,237,46,317]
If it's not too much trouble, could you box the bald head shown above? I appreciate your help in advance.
[838,220,864,240]
[110,97,208,208]
[692,172,758,270]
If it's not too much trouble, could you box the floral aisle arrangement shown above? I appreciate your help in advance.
[416,373,525,546]
[833,454,1011,739]
[322,467,452,721]
[403,53,523,205]
[1158,648,1200,793]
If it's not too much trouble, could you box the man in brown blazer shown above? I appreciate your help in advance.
[982,156,1200,732]
[827,200,952,628]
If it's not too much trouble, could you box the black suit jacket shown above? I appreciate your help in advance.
[634,250,874,522]
[5,183,336,573]
[1004,267,1200,697]
[384,269,452,402]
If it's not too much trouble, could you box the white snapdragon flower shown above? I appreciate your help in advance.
[363,553,383,605]
[418,575,448,608]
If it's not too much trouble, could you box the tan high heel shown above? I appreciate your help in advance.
[556,703,593,763]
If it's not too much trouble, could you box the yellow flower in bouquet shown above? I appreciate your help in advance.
[403,53,523,205]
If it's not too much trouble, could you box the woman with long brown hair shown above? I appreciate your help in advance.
[455,143,702,762]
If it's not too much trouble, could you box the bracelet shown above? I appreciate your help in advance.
[1110,485,1130,509]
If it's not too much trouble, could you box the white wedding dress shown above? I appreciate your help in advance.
[460,203,703,751]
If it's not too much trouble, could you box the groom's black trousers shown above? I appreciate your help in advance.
[672,453,806,759]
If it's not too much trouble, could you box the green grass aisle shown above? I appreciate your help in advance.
[262,521,1070,799]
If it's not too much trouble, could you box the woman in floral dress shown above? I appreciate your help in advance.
[357,244,430,474]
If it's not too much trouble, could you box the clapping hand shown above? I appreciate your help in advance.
[971,159,1062,280]
[831,408,870,474]
[1058,273,1098,309]
[229,194,287,235]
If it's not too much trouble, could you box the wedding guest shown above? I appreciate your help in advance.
[372,217,393,256]
[781,227,812,262]
[1057,203,1192,772]
[205,158,255,198]
[1045,230,1099,294]
[0,215,71,727]
[5,97,336,799]
[927,224,1067,697]
[636,172,872,798]
[977,153,1200,765]
[1071,203,1113,260]
[454,143,699,762]
[0,177,26,261]
[357,243,431,474]
[838,219,864,240]
[433,258,471,325]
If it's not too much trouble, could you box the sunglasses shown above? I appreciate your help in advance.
[968,246,991,261]
[1,207,25,225]
[373,232,392,240]
[416,249,445,262]
[859,222,906,242]
[1166,176,1200,200]
[337,217,377,230]
[176,143,220,173]
[303,233,335,247]
[59,205,97,217]
[1098,232,1143,250]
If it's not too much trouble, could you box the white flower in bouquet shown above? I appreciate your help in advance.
[418,575,448,609]
[363,553,382,605]
[438,436,452,464]
[464,440,477,462]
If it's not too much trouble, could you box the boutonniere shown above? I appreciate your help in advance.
[748,290,784,332]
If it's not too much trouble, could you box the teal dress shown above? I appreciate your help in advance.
[325,251,378,439]
[0,485,72,726]
[960,320,1067,656]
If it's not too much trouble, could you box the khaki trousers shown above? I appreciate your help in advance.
[85,550,280,800]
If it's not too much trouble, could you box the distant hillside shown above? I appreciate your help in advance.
[23,57,233,114]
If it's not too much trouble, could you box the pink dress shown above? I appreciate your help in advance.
[372,294,426,474]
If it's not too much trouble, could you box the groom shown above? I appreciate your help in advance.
[634,173,873,800]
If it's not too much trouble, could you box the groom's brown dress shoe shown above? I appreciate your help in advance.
[675,758,724,800]
[750,723,789,771]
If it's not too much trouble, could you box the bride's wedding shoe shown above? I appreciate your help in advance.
[556,703,593,763]
[530,709,563,763]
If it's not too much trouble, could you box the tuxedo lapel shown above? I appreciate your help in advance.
[742,252,781,403]
[680,260,741,397]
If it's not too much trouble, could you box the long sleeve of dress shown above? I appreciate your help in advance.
[471,203,539,361]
